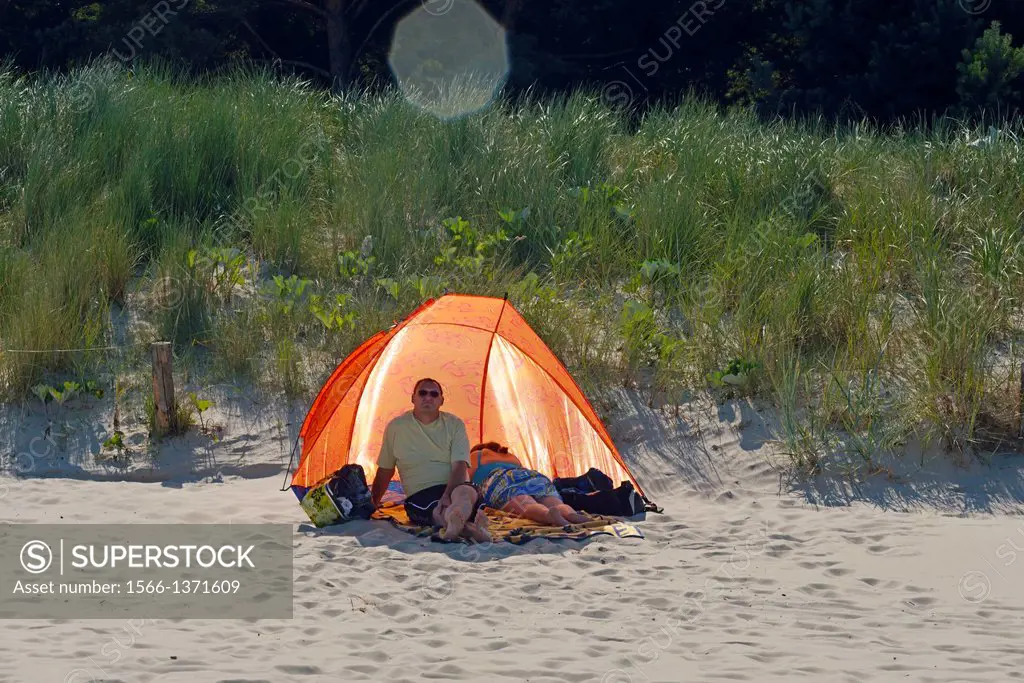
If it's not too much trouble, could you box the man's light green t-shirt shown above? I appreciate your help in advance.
[377,411,470,497]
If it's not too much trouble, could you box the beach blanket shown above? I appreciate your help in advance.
[371,501,644,544]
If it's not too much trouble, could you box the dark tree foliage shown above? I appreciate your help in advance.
[771,0,989,121]
[1,0,1022,123]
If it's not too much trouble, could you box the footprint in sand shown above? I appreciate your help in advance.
[590,567,620,579]
[580,609,612,619]
[642,596,673,610]
[903,596,938,608]
[765,543,793,558]
[376,602,405,618]
[274,664,322,675]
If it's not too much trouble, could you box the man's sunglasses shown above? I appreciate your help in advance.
[417,389,440,397]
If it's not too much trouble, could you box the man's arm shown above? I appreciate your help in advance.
[370,467,395,509]
[440,460,470,508]
[440,417,472,506]
[372,422,397,509]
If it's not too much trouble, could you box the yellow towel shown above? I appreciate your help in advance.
[372,503,644,544]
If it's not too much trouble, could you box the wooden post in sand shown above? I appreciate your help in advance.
[152,342,175,435]
[1019,361,1024,439]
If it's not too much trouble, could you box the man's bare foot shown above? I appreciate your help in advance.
[463,520,492,543]
[472,508,490,534]
[463,509,492,543]
[440,500,471,541]
[566,511,590,524]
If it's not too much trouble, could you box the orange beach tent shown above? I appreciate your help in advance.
[289,293,648,502]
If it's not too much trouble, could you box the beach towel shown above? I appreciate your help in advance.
[371,501,644,545]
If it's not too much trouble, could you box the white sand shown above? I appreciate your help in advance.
[2,390,1024,682]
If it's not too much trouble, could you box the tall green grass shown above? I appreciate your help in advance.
[2,58,1024,472]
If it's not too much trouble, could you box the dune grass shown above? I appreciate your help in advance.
[2,57,1024,473]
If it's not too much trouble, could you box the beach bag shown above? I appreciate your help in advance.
[560,481,647,517]
[299,464,375,528]
[552,467,614,494]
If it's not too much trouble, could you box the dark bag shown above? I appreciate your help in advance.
[326,464,375,520]
[552,467,614,494]
[560,481,646,517]
[299,464,375,527]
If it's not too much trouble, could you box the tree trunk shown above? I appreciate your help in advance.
[325,0,353,92]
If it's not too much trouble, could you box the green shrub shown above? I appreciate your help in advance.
[957,21,1024,114]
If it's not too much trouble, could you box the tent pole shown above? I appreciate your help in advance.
[279,432,301,491]
[478,296,508,443]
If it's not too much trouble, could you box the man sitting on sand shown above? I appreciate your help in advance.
[370,378,491,542]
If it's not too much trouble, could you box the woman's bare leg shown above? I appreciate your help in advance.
[503,495,556,525]
[538,496,589,524]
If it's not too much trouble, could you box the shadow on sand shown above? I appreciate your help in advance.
[294,516,640,562]
[605,388,1024,516]
[792,448,1024,516]
[0,386,306,486]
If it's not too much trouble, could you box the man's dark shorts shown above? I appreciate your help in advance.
[404,482,483,527]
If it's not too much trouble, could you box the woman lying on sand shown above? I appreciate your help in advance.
[468,442,591,527]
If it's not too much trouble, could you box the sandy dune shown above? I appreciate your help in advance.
[2,390,1024,682]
